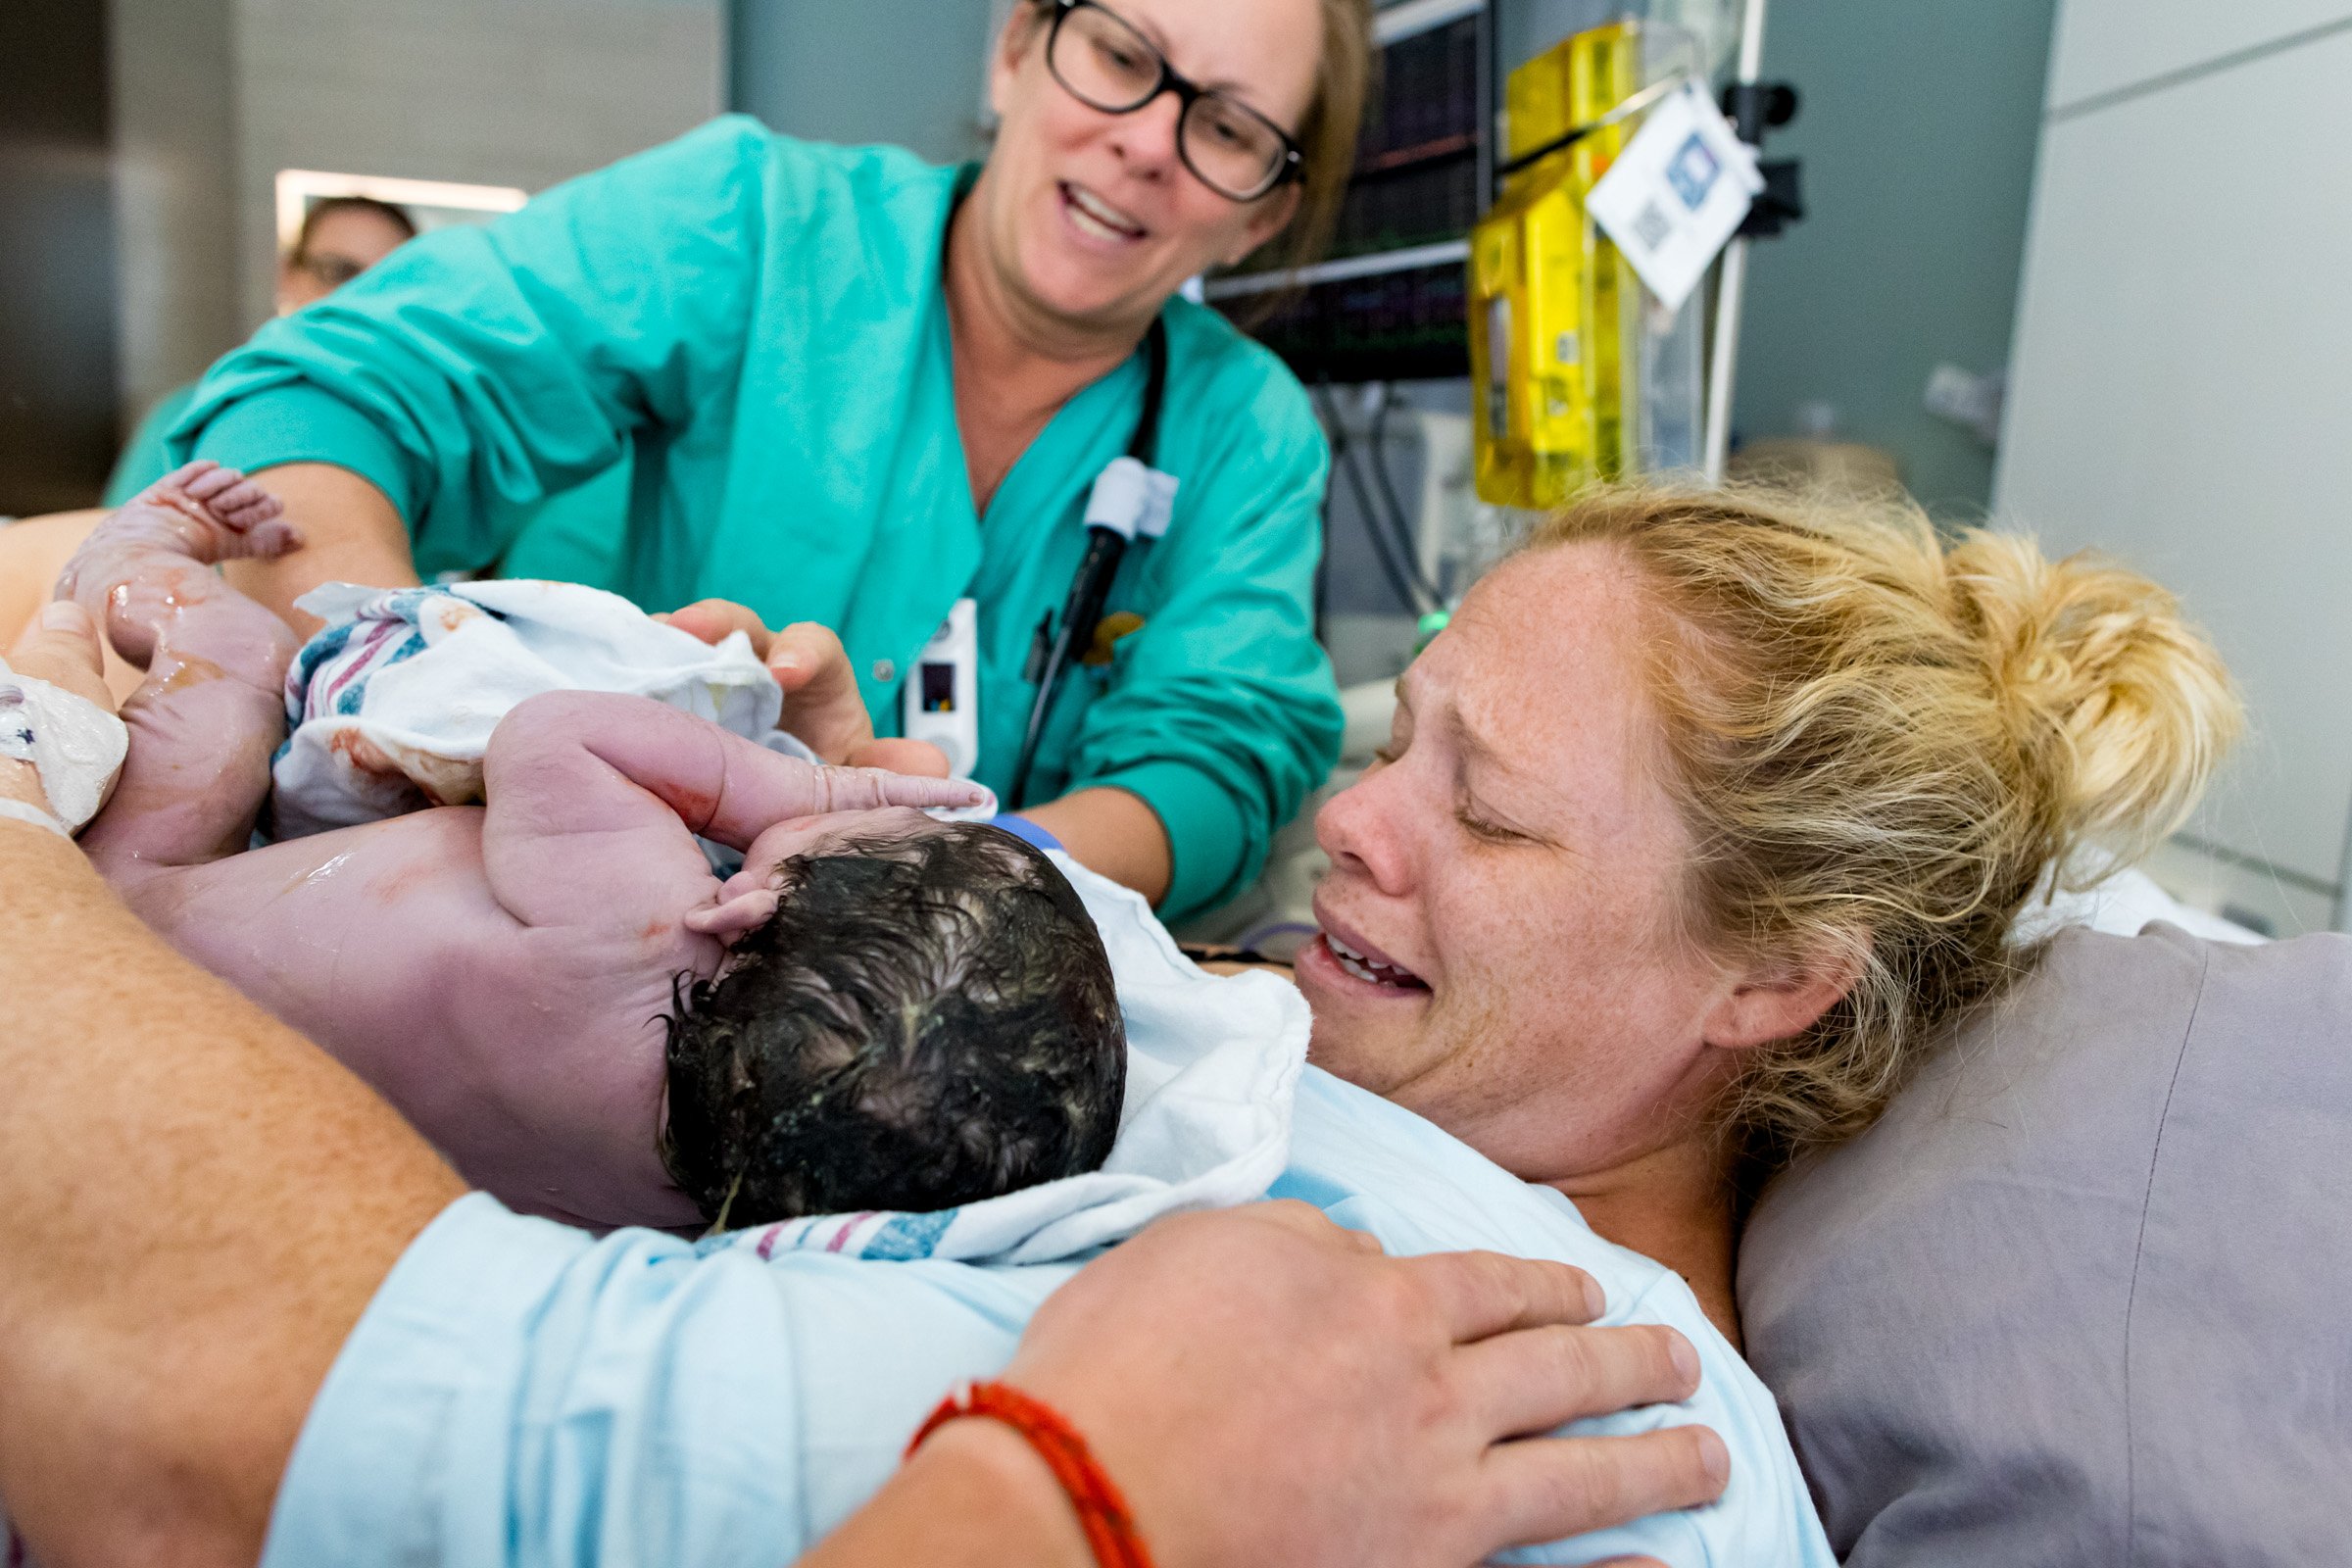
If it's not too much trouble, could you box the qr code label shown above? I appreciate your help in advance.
[1667,131,1722,210]
[1632,199,1675,252]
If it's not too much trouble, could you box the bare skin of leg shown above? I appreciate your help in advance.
[66,469,982,1225]
[0,510,145,702]
[61,463,305,871]
[214,461,419,635]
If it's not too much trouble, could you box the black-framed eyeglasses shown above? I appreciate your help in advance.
[1044,0,1305,203]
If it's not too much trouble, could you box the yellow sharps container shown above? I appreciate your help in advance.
[1469,22,1644,508]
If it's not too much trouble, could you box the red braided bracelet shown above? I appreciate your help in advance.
[906,1380,1156,1568]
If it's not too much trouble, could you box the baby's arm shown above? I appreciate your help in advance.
[64,464,304,877]
[478,691,984,931]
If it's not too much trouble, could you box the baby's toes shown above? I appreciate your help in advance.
[209,476,283,529]
[243,517,305,559]
[147,460,222,501]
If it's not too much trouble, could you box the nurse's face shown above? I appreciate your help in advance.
[1298,545,1753,1192]
[979,0,1321,330]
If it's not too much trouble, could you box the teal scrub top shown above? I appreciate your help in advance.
[113,384,633,575]
[172,117,1342,921]
[103,384,197,506]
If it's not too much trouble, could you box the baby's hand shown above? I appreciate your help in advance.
[683,803,956,942]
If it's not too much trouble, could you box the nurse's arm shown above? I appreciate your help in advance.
[1020,786,1172,905]
[662,602,1172,897]
[217,461,421,634]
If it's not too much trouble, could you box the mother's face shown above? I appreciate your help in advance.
[1299,545,1751,1188]
[977,0,1318,330]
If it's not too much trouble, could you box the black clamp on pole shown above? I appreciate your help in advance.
[1721,81,1805,240]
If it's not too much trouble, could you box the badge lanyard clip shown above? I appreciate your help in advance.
[1009,320,1173,808]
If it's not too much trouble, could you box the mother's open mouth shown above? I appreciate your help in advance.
[1321,933,1430,990]
[1303,906,1433,997]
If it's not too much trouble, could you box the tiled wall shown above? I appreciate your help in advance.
[110,0,240,431]
[230,0,724,327]
[106,0,725,426]
[1996,3,2352,932]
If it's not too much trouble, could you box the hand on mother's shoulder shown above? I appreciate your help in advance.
[662,598,950,776]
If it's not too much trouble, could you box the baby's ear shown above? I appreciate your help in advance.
[685,886,779,942]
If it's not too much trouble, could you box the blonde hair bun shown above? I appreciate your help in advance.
[1945,529,2241,879]
[1523,484,2243,1162]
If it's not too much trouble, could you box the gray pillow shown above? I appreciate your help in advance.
[1740,922,2352,1566]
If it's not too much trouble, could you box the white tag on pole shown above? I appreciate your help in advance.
[1587,81,1763,313]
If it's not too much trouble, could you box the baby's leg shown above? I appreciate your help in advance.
[65,462,306,876]
[477,691,985,931]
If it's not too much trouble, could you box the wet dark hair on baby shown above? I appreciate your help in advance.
[661,822,1126,1228]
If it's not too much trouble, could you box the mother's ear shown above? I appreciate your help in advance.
[1700,935,1869,1054]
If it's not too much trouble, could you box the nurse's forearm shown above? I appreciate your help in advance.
[0,824,465,1568]
[1023,786,1172,906]
[220,461,419,634]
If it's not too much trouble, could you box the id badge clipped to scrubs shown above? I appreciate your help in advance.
[903,597,980,778]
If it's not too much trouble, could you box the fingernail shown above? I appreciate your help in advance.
[39,601,87,632]
[1697,1428,1731,1489]
[771,653,803,673]
[1580,1275,1606,1319]
[1667,1331,1700,1388]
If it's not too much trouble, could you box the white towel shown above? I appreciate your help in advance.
[270,579,999,841]
[271,580,786,839]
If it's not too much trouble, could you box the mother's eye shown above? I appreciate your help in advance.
[1454,800,1525,844]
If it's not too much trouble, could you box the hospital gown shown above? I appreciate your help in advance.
[259,1068,1835,1567]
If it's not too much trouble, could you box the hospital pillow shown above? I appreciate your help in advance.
[1738,921,2352,1565]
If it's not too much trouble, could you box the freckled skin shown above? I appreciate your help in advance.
[63,466,978,1229]
[1298,547,1741,1187]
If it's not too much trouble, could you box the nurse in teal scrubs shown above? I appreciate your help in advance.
[167,0,1373,923]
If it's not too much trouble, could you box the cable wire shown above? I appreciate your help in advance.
[1367,384,1446,608]
[1315,380,1436,618]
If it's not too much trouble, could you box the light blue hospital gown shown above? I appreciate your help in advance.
[258,1068,1835,1567]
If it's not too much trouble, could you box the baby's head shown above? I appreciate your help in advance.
[662,821,1126,1228]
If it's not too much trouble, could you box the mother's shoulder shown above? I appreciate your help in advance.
[1277,1066,1675,1302]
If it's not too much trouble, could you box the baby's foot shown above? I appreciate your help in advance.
[124,460,299,558]
[59,461,303,667]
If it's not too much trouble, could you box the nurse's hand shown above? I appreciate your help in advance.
[662,599,949,777]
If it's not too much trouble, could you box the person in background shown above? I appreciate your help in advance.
[0,598,1721,1568]
[102,195,420,506]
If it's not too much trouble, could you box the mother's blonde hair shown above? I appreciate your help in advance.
[1525,486,2241,1167]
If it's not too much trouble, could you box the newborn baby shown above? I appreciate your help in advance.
[62,465,1126,1230]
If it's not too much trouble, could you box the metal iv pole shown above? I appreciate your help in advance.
[1700,0,1767,484]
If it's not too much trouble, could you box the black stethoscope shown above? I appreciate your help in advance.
[1008,316,1171,808]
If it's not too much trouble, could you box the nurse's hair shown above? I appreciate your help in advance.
[1522,486,2241,1168]
[1284,0,1377,274]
